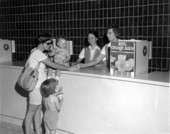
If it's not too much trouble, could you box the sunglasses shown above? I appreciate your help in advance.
[45,41,53,46]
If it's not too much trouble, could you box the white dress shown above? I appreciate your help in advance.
[28,49,47,105]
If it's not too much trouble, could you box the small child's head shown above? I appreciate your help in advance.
[56,36,67,49]
[40,78,58,98]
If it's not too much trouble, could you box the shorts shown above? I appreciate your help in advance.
[29,87,42,105]
[44,111,59,131]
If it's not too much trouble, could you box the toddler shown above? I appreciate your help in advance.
[40,78,63,134]
[47,36,70,80]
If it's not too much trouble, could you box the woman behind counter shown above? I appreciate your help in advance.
[73,30,103,65]
[77,24,120,68]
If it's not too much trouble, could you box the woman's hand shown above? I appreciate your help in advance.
[68,66,80,71]
[76,63,84,68]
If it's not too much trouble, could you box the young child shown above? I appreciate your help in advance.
[47,36,70,80]
[40,78,63,134]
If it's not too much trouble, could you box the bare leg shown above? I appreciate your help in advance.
[24,104,40,134]
[34,105,42,134]
[45,123,50,134]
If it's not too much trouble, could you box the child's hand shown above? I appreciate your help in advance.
[48,50,55,57]
[58,94,63,103]
[57,87,64,104]
[54,48,61,53]
[58,86,63,93]
[55,87,63,95]
[62,59,67,63]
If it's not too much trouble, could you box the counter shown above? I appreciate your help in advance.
[0,61,169,134]
[0,61,169,86]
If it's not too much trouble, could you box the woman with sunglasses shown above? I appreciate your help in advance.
[24,32,76,134]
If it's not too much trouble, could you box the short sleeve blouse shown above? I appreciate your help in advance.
[79,45,100,60]
[100,42,111,56]
[29,49,47,88]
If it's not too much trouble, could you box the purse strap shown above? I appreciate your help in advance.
[24,48,41,69]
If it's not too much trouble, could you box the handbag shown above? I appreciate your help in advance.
[17,50,40,92]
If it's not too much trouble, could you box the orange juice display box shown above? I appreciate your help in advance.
[108,40,150,77]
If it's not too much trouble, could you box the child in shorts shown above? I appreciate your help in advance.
[47,36,70,80]
[40,78,63,134]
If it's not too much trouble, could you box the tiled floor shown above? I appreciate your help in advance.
[0,126,22,134]
[0,121,24,134]
[0,121,37,134]
[0,121,70,134]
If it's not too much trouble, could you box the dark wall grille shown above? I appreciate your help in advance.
[0,0,169,72]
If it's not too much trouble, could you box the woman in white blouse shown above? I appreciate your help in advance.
[77,24,120,68]
[73,30,103,65]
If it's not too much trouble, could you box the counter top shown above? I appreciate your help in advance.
[64,64,169,87]
[0,61,169,87]
[0,61,26,69]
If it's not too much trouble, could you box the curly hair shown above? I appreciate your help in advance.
[106,24,120,38]
[84,30,104,49]
[37,32,52,44]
